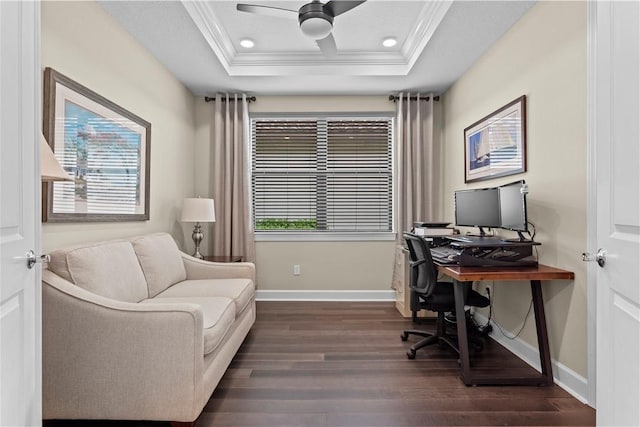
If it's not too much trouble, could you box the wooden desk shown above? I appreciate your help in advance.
[203,255,243,263]
[437,263,575,386]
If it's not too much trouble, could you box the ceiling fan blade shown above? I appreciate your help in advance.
[236,4,298,19]
[324,0,366,17]
[316,33,337,57]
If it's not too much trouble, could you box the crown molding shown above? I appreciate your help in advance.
[228,51,408,76]
[182,1,237,74]
[182,0,451,77]
[402,0,453,70]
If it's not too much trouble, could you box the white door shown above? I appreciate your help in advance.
[0,1,42,425]
[593,1,640,426]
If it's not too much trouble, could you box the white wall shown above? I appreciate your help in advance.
[441,1,588,377]
[41,1,196,252]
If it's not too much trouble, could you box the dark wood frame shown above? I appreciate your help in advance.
[42,67,151,222]
[464,95,526,183]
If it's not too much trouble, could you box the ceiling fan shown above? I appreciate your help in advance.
[236,1,367,57]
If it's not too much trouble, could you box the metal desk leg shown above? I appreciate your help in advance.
[531,279,554,385]
[453,280,472,385]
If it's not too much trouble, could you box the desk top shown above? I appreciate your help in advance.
[437,263,575,282]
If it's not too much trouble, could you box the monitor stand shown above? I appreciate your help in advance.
[503,231,531,242]
[467,226,490,237]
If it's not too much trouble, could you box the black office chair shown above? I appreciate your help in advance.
[401,233,490,360]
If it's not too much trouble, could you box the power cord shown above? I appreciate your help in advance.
[527,221,536,241]
[527,221,539,261]
[485,283,534,340]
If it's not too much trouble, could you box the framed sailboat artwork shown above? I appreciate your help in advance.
[464,95,526,183]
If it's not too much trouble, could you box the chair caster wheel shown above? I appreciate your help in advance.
[401,332,408,341]
[407,349,416,359]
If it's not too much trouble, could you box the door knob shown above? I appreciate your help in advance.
[582,248,606,267]
[26,250,50,269]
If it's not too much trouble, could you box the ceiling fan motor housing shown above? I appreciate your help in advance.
[298,2,334,39]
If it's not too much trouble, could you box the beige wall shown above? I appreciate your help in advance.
[441,1,588,376]
[194,96,397,290]
[256,241,395,291]
[249,95,393,114]
[41,1,196,252]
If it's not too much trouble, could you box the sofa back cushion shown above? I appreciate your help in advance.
[48,240,148,302]
[130,233,187,297]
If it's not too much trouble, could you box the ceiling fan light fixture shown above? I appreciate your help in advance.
[382,37,397,48]
[240,38,255,48]
[300,16,333,39]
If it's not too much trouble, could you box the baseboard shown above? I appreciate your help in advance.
[256,289,396,302]
[474,313,589,403]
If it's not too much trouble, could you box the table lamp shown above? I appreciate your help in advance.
[181,198,215,259]
[41,134,73,182]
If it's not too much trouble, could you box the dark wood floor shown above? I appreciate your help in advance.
[46,301,595,427]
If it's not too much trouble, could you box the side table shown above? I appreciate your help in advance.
[203,255,243,263]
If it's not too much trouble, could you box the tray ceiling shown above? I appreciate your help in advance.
[98,0,535,95]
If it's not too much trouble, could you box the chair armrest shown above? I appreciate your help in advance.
[181,252,256,283]
[42,270,204,421]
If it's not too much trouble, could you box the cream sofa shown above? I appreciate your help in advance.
[41,232,256,426]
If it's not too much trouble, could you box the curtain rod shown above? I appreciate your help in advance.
[204,96,256,103]
[389,95,439,102]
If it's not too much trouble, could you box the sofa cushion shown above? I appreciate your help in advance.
[49,241,148,303]
[154,278,254,316]
[130,233,187,298]
[140,296,236,355]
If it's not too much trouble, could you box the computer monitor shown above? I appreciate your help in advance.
[454,187,501,236]
[499,180,529,240]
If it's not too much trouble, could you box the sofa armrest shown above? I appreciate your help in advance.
[42,270,204,421]
[181,252,256,283]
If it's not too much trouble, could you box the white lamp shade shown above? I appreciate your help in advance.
[41,134,73,182]
[181,198,216,223]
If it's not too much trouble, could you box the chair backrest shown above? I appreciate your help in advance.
[403,233,439,297]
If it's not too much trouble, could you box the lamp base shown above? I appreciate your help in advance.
[191,222,205,259]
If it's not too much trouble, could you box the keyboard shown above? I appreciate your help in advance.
[430,246,461,264]
[446,235,503,243]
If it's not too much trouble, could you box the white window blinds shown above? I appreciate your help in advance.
[251,116,393,232]
[52,134,142,214]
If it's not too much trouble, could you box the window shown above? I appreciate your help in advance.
[251,115,393,234]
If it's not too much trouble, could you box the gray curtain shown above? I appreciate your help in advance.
[210,94,256,262]
[391,93,437,290]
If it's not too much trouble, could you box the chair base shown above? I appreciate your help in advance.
[401,312,484,359]
[403,331,459,360]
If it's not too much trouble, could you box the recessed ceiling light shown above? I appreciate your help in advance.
[240,39,255,49]
[382,37,397,48]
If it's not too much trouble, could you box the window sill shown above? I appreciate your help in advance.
[254,232,396,242]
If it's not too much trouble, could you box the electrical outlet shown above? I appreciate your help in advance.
[293,264,301,276]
